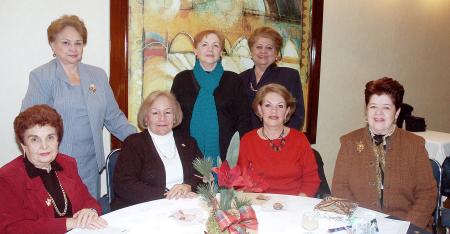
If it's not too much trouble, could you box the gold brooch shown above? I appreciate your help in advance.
[45,198,52,206]
[89,84,96,93]
[356,140,365,153]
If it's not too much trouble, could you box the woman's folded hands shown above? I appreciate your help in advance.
[66,208,108,231]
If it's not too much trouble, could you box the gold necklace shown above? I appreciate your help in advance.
[47,172,68,217]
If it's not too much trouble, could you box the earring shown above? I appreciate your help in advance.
[53,52,56,57]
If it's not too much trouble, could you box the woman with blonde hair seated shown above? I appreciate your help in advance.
[238,84,320,196]
[332,77,436,230]
[0,105,107,233]
[112,91,203,210]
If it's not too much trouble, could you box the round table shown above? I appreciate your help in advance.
[69,193,428,234]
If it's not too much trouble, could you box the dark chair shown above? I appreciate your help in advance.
[442,208,450,234]
[429,158,441,234]
[98,149,121,214]
[312,148,331,199]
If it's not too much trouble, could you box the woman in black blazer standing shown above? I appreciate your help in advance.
[240,26,305,129]
[112,91,202,210]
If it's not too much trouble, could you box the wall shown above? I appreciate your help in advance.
[315,0,450,184]
[1,0,449,193]
[0,0,110,193]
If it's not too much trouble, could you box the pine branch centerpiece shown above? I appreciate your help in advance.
[194,159,261,234]
[193,133,268,234]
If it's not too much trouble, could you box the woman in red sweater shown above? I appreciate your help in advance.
[238,84,320,196]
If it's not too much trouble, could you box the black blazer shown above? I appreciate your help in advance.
[240,64,305,129]
[111,130,203,210]
[171,70,252,161]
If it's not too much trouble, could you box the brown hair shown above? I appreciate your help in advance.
[47,15,87,44]
[248,27,283,55]
[137,91,183,130]
[193,29,225,50]
[365,77,404,110]
[252,84,296,121]
[14,105,64,145]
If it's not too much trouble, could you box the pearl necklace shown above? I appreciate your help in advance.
[47,172,68,217]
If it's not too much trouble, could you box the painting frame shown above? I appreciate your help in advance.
[109,0,323,147]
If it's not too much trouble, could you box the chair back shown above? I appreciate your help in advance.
[106,149,121,203]
[312,148,331,198]
[429,158,441,233]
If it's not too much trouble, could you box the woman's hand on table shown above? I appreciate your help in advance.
[67,208,108,230]
[165,184,193,200]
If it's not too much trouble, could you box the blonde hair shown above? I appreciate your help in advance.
[252,84,296,121]
[137,91,183,130]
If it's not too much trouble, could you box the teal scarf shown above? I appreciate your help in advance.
[190,59,223,166]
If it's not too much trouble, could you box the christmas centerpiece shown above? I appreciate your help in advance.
[193,133,268,234]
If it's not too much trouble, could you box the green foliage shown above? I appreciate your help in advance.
[234,196,252,209]
[193,157,213,182]
[207,213,228,234]
[225,132,240,168]
[197,183,218,207]
[219,189,235,211]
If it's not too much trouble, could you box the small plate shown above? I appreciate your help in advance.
[260,201,287,212]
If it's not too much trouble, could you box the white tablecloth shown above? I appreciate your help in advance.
[68,193,411,234]
[413,130,450,164]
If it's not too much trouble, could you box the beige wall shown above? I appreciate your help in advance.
[315,0,450,185]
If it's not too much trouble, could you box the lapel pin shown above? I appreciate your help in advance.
[181,143,186,147]
[356,140,365,153]
[89,84,96,93]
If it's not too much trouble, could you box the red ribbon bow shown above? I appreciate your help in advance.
[215,206,258,234]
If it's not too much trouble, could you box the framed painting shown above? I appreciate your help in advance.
[110,0,323,146]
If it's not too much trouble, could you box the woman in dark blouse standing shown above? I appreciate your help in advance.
[240,26,305,129]
[171,29,251,165]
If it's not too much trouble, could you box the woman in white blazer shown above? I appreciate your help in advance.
[21,15,136,198]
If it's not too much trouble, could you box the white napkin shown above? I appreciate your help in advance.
[377,217,410,234]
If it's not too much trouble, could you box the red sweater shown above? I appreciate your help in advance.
[238,129,320,196]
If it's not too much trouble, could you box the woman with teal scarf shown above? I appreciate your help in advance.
[171,30,251,166]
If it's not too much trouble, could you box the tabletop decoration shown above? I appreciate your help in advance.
[313,196,358,221]
[193,135,268,234]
